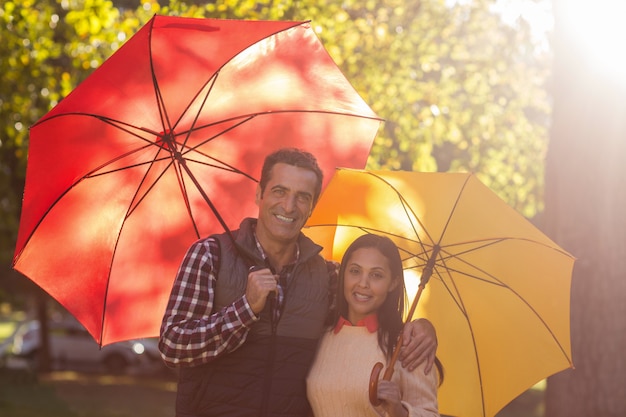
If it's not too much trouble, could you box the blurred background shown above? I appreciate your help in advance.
[1,1,625,416]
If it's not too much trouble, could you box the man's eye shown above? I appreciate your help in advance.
[297,194,312,203]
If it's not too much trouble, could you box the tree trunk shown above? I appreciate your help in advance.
[544,2,626,416]
[35,291,51,373]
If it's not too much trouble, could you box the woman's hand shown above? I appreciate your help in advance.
[375,380,408,417]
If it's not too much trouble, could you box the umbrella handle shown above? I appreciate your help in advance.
[368,280,428,407]
[368,333,404,406]
[368,362,385,406]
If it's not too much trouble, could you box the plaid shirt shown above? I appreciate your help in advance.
[159,236,338,367]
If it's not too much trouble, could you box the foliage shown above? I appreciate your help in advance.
[0,0,551,269]
[302,0,551,218]
[1,1,56,268]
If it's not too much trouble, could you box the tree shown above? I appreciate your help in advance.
[155,0,552,217]
[0,0,552,274]
[263,0,551,218]
[0,1,58,271]
[1,0,555,392]
[544,1,626,416]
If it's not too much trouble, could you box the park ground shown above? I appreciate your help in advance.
[0,306,544,417]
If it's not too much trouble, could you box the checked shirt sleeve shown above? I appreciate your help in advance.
[158,237,258,367]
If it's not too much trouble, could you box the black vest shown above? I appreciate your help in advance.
[176,219,330,417]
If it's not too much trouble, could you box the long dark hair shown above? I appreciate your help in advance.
[335,234,405,359]
[335,233,444,384]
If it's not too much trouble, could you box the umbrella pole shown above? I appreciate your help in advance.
[369,245,440,406]
[177,156,239,246]
[177,157,262,269]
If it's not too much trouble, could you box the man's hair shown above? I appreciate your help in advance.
[259,148,324,204]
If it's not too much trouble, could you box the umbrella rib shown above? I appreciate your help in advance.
[305,223,433,266]
[431,252,488,417]
[12,134,162,262]
[148,16,176,145]
[171,155,203,239]
[31,111,258,184]
[99,141,211,343]
[169,20,311,138]
[351,170,470,250]
[32,112,167,145]
[359,171,436,252]
[156,20,384,154]
[99,148,177,345]
[123,156,174,219]
[32,109,377,186]
[437,173,472,246]
[99,16,171,345]
[441,236,573,257]
[179,109,381,184]
[179,109,382,140]
[442,251,573,362]
[433,244,574,404]
[397,228,572,417]
[176,68,220,151]
[179,113,259,183]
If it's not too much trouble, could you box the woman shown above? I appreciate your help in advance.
[307,234,442,417]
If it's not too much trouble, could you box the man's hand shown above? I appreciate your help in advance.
[399,318,437,373]
[245,267,278,314]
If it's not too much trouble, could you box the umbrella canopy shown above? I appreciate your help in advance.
[13,16,381,346]
[303,168,575,417]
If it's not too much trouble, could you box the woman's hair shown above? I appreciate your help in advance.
[335,233,406,360]
[335,233,444,384]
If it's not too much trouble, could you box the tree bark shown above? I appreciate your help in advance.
[544,2,626,416]
[35,292,51,373]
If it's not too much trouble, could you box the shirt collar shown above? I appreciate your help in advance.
[252,225,300,272]
[334,314,379,334]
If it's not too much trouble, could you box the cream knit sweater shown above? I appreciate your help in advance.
[307,326,439,417]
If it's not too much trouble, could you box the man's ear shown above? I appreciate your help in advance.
[255,185,262,206]
[307,201,317,218]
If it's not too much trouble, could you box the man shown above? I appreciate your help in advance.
[159,148,437,417]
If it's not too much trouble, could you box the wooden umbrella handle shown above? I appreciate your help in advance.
[369,361,385,406]
[368,268,432,407]
[369,333,404,406]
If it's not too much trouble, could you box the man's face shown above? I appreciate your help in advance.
[255,163,318,246]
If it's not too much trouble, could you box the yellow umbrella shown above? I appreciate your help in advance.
[304,168,574,417]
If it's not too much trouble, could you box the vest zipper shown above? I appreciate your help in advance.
[259,330,277,416]
[260,261,298,416]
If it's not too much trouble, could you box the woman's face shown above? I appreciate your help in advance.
[343,247,398,324]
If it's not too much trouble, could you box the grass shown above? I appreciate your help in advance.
[0,371,177,417]
[0,369,544,417]
[0,373,75,417]
[0,307,177,417]
[0,307,544,417]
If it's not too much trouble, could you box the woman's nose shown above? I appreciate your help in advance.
[357,274,370,288]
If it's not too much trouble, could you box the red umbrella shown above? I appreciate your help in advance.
[13,15,380,346]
